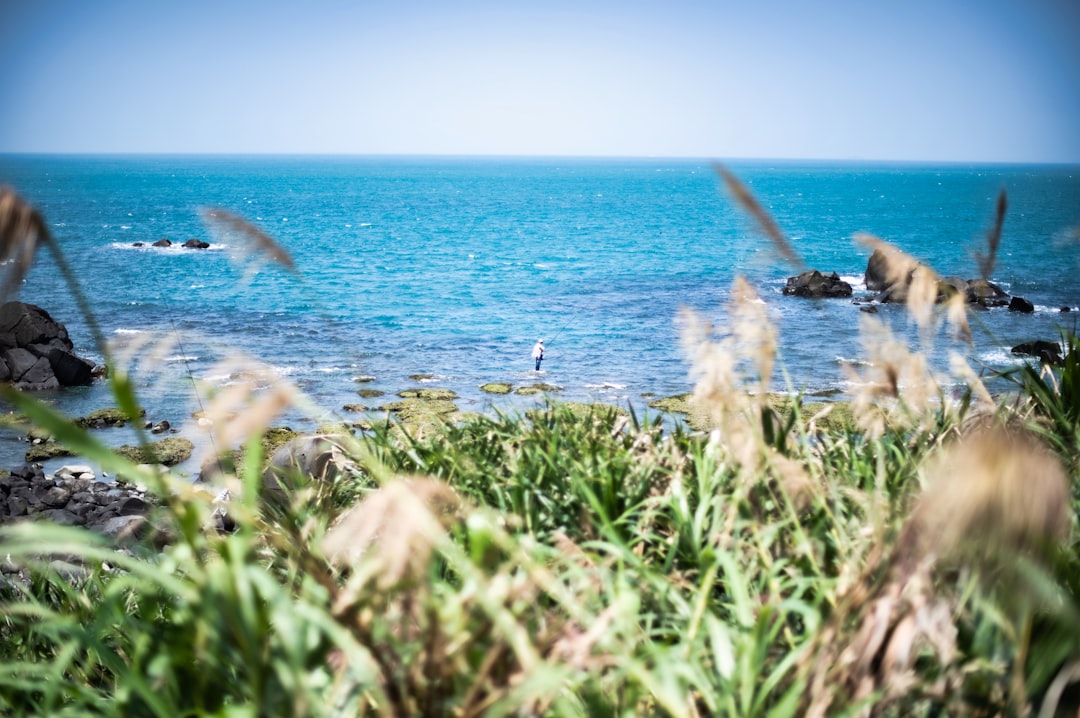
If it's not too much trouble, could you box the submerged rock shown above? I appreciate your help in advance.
[480,382,513,395]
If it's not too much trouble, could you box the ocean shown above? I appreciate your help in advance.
[1,155,1079,477]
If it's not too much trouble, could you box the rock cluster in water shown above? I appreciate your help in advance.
[0,301,99,390]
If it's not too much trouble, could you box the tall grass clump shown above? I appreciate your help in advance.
[0,176,1078,717]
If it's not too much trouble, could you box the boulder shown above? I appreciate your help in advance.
[0,302,96,390]
[1011,340,1062,365]
[1008,296,1035,313]
[782,270,853,299]
[864,248,893,292]
[182,239,210,249]
[0,302,69,349]
[152,238,172,247]
[262,434,351,505]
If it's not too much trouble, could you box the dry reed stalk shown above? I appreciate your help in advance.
[714,164,803,269]
[0,188,46,301]
[975,189,1008,281]
[200,207,297,273]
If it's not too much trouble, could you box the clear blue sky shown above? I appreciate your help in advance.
[1,0,1078,162]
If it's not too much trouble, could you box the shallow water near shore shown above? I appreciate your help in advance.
[1,155,1079,476]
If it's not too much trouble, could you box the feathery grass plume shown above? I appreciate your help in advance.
[805,422,1071,716]
[197,355,301,463]
[907,422,1070,566]
[975,188,1008,280]
[714,164,804,269]
[0,187,45,301]
[857,233,941,335]
[679,278,813,504]
[844,314,941,438]
[200,207,297,273]
[323,476,462,589]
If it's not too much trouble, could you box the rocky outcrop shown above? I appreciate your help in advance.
[0,302,96,390]
[1011,340,1063,365]
[863,252,1029,309]
[783,270,853,299]
[152,238,172,247]
[182,239,210,249]
[0,464,155,542]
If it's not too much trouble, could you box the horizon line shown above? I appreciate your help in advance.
[2,150,1078,167]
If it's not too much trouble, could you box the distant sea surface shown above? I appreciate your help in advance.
[1,155,1079,474]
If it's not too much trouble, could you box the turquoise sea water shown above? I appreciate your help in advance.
[1,155,1079,474]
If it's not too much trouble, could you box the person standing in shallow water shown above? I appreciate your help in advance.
[532,339,544,371]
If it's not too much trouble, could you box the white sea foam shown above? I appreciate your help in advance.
[113,328,145,335]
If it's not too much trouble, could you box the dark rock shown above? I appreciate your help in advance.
[45,347,95,385]
[3,348,41,380]
[7,496,28,516]
[0,302,95,389]
[937,276,968,300]
[864,248,893,292]
[116,496,148,516]
[783,270,853,299]
[152,238,172,247]
[1011,340,1063,365]
[1062,306,1072,313]
[0,302,69,349]
[39,508,81,526]
[966,279,1010,307]
[181,239,210,249]
[132,242,144,247]
[37,485,72,508]
[150,420,170,434]
[1008,296,1035,313]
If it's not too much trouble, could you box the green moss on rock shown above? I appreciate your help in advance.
[25,441,75,462]
[116,437,195,466]
[356,388,385,399]
[514,383,563,396]
[76,408,132,428]
[479,382,513,395]
[398,388,458,401]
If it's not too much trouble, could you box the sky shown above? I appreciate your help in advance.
[1,0,1078,162]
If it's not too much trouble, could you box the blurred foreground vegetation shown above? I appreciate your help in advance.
[2,182,1079,717]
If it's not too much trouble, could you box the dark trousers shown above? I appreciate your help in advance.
[535,357,542,370]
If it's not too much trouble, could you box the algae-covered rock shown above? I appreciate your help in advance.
[116,437,194,466]
[343,404,368,413]
[379,398,459,421]
[398,388,458,401]
[0,412,28,430]
[379,397,462,440]
[527,401,626,425]
[408,373,435,382]
[647,393,693,415]
[353,375,377,383]
[515,383,563,396]
[356,388,385,399]
[25,440,75,462]
[76,407,140,429]
[480,382,513,395]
